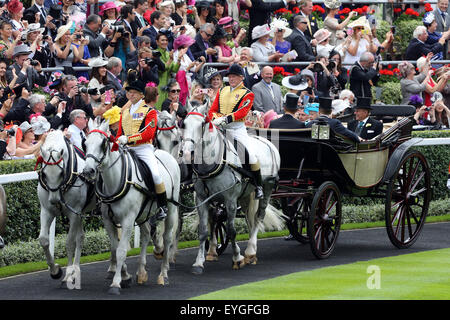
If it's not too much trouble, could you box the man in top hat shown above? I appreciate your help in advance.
[209,63,264,199]
[306,97,361,143]
[348,97,383,140]
[116,76,168,221]
[269,93,306,129]
[6,44,48,93]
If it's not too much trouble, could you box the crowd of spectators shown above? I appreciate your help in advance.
[0,0,449,161]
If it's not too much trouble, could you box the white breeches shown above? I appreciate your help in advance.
[224,123,258,165]
[132,144,163,185]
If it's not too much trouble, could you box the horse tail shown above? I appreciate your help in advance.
[258,204,287,232]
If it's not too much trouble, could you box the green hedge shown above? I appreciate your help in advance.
[1,129,449,244]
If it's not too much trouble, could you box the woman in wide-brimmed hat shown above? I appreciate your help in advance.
[99,1,121,27]
[269,18,292,54]
[218,16,246,47]
[212,25,238,63]
[54,23,83,76]
[24,24,54,69]
[251,24,283,62]
[342,16,377,65]
[323,0,357,46]
[87,57,110,110]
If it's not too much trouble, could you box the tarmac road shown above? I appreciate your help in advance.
[0,222,449,301]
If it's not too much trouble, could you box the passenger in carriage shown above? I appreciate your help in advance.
[347,97,383,140]
[268,93,306,129]
[209,63,264,199]
[116,77,168,221]
[307,97,362,143]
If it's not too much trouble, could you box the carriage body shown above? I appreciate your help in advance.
[251,114,431,259]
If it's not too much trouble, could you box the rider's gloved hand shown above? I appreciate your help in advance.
[117,135,128,145]
[213,117,227,127]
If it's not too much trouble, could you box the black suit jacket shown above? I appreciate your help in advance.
[300,13,319,42]
[6,63,48,93]
[307,115,360,143]
[348,117,383,140]
[286,28,315,62]
[349,62,380,98]
[269,114,305,129]
[405,38,444,61]
[190,33,214,61]
[24,4,47,27]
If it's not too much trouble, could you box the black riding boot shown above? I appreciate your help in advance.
[155,190,168,221]
[252,169,264,199]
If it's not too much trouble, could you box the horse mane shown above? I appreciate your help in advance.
[41,130,66,154]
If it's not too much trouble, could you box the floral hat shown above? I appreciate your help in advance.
[102,106,121,125]
[324,0,341,9]
[269,18,292,38]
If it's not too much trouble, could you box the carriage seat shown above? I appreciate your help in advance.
[126,148,155,193]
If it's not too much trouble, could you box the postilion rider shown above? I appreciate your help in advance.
[116,77,168,221]
[209,63,264,199]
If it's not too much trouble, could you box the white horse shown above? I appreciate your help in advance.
[37,130,96,288]
[180,104,281,274]
[83,119,180,295]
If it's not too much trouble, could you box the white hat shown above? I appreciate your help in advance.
[269,18,292,38]
[30,116,50,135]
[324,0,341,9]
[332,99,350,115]
[348,16,371,32]
[55,23,72,42]
[88,57,109,68]
[26,23,45,35]
[160,0,174,7]
[252,24,272,40]
[19,121,32,134]
[314,28,331,44]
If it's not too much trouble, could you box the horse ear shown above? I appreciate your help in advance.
[101,119,110,132]
[88,118,95,131]
[185,99,193,112]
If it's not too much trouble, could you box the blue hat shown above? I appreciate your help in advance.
[304,103,319,115]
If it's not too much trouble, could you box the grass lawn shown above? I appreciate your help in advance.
[191,248,450,300]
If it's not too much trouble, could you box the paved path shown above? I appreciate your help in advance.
[0,222,449,300]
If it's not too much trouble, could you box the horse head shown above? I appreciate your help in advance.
[157,110,179,155]
[83,117,112,181]
[39,130,67,204]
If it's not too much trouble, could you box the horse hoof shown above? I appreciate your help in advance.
[232,260,245,270]
[191,266,204,275]
[206,254,219,262]
[106,271,115,280]
[51,266,63,280]
[120,278,132,288]
[244,255,258,265]
[157,276,169,286]
[136,273,148,285]
[108,287,121,295]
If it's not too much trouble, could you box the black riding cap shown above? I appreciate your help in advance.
[226,63,245,77]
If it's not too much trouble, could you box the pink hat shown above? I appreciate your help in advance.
[218,16,237,29]
[7,0,23,15]
[263,110,279,128]
[99,2,120,16]
[173,34,195,50]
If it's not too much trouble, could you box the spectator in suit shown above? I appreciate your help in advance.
[190,23,217,62]
[67,109,88,152]
[297,0,318,43]
[405,25,448,61]
[434,0,450,33]
[146,10,168,49]
[125,36,152,71]
[134,0,150,31]
[24,0,55,32]
[348,97,383,140]
[120,4,138,39]
[106,57,123,93]
[248,0,292,44]
[349,51,380,99]
[269,93,305,129]
[83,14,109,58]
[306,97,361,143]
[286,15,315,62]
[252,66,283,114]
[6,44,48,93]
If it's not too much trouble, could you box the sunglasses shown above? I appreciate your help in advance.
[170,89,181,93]
[300,21,308,24]
[204,32,213,37]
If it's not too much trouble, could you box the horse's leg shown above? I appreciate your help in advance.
[244,197,261,265]
[206,209,219,262]
[62,213,80,287]
[168,211,180,265]
[152,222,164,260]
[108,217,134,295]
[38,208,62,280]
[157,202,177,285]
[191,198,209,275]
[102,208,119,279]
[225,199,245,270]
[136,222,150,285]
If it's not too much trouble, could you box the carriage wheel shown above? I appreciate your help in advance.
[308,181,342,259]
[385,150,430,249]
[285,197,310,244]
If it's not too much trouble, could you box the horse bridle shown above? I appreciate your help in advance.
[36,150,65,192]
[85,129,119,172]
[179,111,216,159]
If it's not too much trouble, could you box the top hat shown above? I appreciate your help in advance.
[125,79,146,93]
[355,96,372,110]
[319,97,333,110]
[284,93,300,111]
[226,64,244,77]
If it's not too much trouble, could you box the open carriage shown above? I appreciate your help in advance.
[250,105,431,259]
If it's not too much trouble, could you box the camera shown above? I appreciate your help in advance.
[110,24,125,33]
[327,59,336,71]
[76,34,81,40]
[391,26,396,35]
[78,86,99,95]
[152,50,162,58]
[313,62,323,73]
[30,60,39,66]
[425,107,431,111]
[0,120,15,137]
[180,26,186,31]
[43,35,50,41]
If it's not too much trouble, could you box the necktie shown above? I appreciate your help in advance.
[80,132,86,152]
[306,16,312,36]
[356,121,364,135]
[268,84,274,100]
